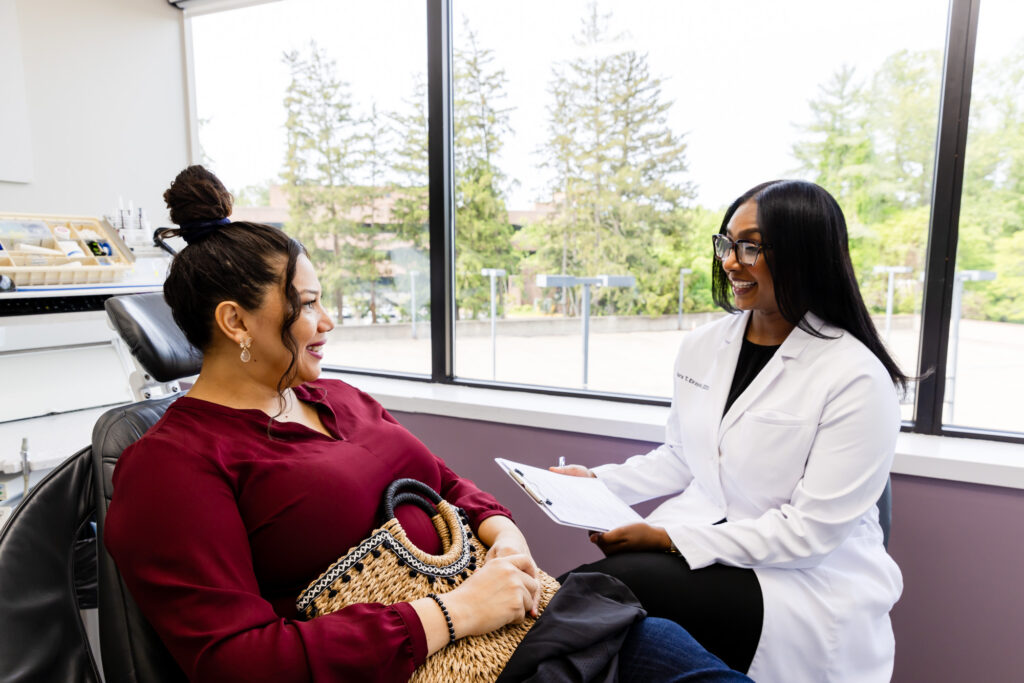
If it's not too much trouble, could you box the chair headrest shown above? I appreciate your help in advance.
[105,293,202,383]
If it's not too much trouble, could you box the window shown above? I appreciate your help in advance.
[187,0,1024,442]
[190,0,431,375]
[449,0,945,404]
[949,0,1024,433]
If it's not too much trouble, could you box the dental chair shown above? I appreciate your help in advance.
[92,292,199,682]
[0,292,198,682]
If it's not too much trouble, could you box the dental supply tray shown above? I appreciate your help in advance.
[0,213,133,286]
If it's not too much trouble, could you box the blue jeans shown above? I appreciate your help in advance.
[618,617,753,683]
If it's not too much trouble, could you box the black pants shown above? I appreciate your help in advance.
[561,552,763,674]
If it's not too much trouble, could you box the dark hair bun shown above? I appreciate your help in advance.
[163,165,233,227]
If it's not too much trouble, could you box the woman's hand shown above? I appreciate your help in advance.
[477,517,540,615]
[442,554,539,638]
[485,527,535,567]
[589,522,672,556]
[548,464,595,478]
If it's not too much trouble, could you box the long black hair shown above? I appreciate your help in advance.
[157,165,307,397]
[711,179,908,391]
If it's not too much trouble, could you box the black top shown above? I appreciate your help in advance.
[723,335,781,416]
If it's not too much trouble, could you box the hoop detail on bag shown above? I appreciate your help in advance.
[296,478,560,682]
[296,516,476,615]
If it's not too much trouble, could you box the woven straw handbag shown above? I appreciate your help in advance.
[296,478,560,683]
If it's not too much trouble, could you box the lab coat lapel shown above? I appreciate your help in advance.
[708,312,749,447]
[718,313,820,440]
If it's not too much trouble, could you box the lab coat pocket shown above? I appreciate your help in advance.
[725,410,816,503]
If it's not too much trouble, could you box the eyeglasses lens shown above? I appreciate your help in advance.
[713,235,761,266]
[713,235,729,260]
[738,243,759,265]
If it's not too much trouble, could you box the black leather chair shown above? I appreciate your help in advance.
[91,395,187,683]
[91,292,201,683]
[878,477,893,549]
[0,447,102,683]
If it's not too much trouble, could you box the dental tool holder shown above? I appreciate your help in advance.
[0,213,132,286]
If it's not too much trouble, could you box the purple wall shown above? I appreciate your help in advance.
[886,476,1024,682]
[393,410,1024,682]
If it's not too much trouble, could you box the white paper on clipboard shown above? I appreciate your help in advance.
[495,458,644,532]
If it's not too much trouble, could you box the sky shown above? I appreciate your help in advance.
[192,0,1024,212]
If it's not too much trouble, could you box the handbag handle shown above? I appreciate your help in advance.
[383,478,444,520]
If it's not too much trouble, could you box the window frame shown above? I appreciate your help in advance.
[186,0,1023,443]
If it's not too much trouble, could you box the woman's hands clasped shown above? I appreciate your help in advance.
[485,527,540,600]
[443,553,540,638]
[433,515,542,640]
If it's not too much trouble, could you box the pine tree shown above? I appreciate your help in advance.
[389,77,430,253]
[387,77,431,325]
[867,50,942,210]
[791,49,943,317]
[349,102,394,323]
[531,1,694,316]
[281,42,362,323]
[792,64,875,220]
[453,21,518,319]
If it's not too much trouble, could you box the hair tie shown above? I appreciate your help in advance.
[179,217,231,245]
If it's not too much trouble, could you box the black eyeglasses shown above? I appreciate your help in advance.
[712,234,771,267]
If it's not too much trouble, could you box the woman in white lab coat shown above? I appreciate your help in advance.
[557,180,906,682]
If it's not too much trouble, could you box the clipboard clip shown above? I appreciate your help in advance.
[510,468,552,506]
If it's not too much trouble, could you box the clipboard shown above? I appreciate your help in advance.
[495,458,644,532]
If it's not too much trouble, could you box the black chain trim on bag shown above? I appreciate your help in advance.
[296,503,474,614]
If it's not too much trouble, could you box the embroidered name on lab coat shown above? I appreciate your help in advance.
[677,372,709,390]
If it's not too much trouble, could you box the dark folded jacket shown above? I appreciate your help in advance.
[496,572,647,683]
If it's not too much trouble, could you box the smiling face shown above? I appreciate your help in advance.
[722,199,780,317]
[247,253,335,388]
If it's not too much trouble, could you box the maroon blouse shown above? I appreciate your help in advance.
[104,379,512,682]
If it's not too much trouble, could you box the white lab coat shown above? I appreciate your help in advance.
[594,311,903,683]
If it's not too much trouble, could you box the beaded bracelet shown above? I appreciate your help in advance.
[427,593,456,645]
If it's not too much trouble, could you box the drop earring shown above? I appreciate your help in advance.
[239,337,253,363]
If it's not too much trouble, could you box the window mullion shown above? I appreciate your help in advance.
[427,0,456,382]
[914,0,980,434]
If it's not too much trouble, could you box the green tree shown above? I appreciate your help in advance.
[867,50,942,212]
[453,21,518,319]
[387,77,431,324]
[792,50,943,317]
[389,77,430,253]
[957,47,1024,320]
[281,42,363,323]
[529,1,694,316]
[349,102,394,323]
[792,64,875,221]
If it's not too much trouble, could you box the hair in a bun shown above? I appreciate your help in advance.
[159,165,309,399]
[164,165,233,226]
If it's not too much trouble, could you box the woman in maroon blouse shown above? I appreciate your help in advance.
[105,166,750,683]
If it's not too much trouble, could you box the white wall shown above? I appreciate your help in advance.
[0,0,189,223]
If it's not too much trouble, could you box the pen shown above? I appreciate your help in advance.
[511,468,552,506]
